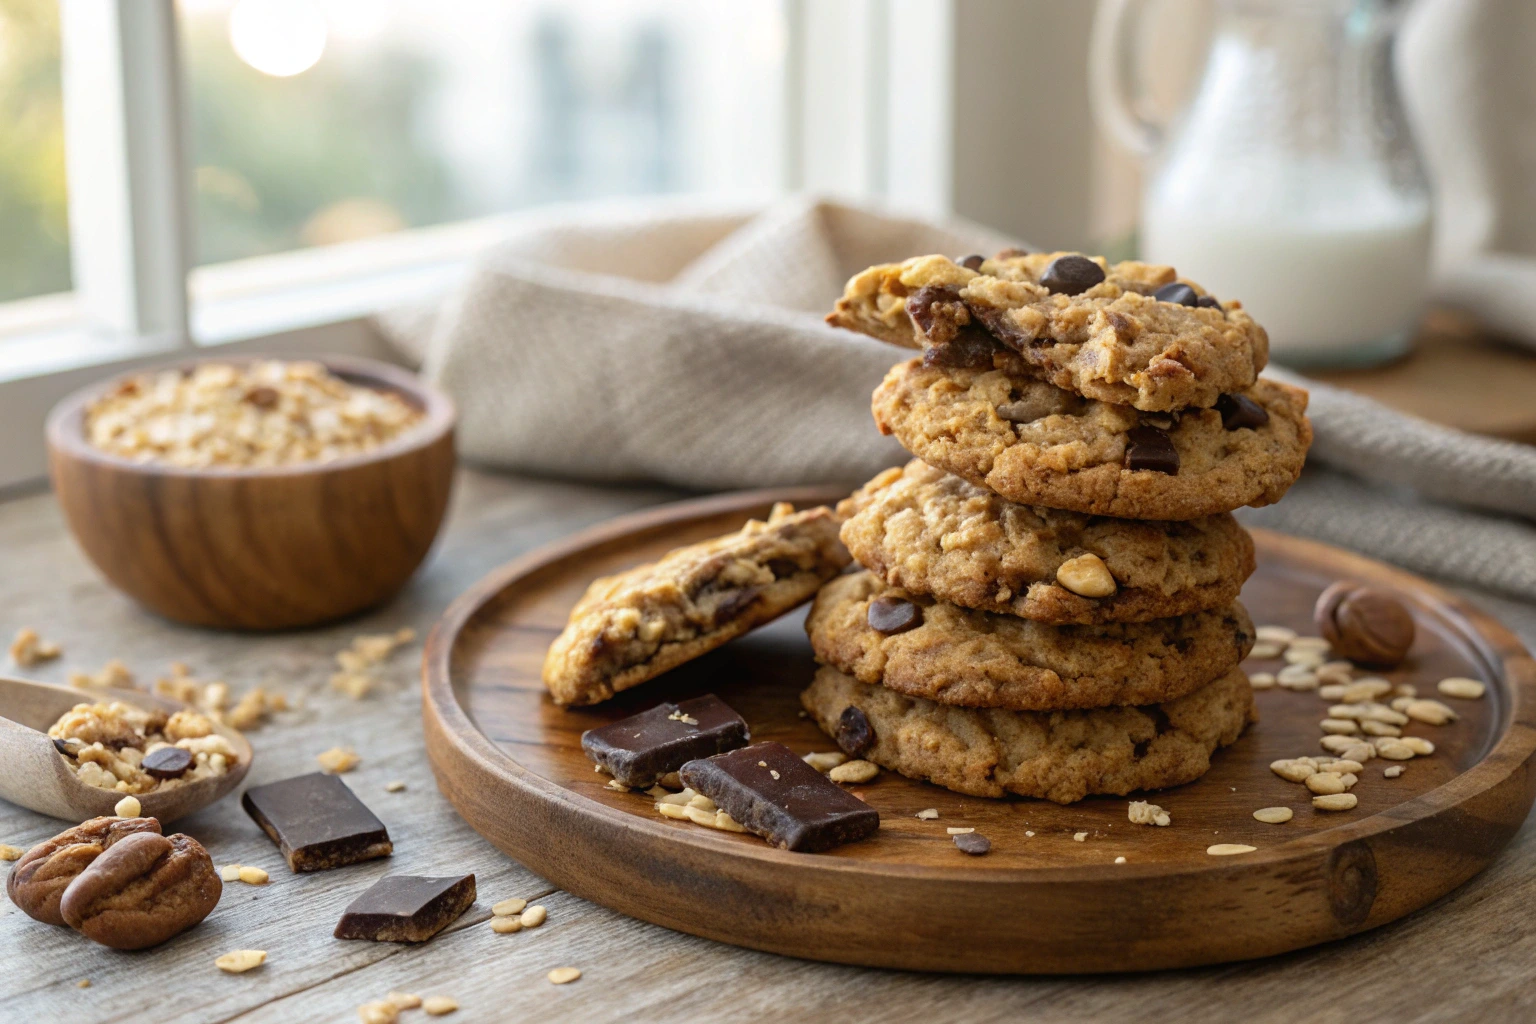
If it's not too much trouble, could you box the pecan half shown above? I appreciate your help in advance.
[7,816,161,925]
[59,831,221,949]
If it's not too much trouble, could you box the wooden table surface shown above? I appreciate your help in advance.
[4,468,1536,1024]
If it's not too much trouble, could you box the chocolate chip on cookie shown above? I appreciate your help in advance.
[835,705,876,757]
[1153,282,1200,307]
[1125,426,1180,475]
[1196,294,1221,309]
[1039,255,1105,296]
[958,254,985,270]
[1215,392,1270,431]
[867,596,922,635]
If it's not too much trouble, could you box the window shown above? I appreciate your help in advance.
[0,0,71,304]
[179,0,787,265]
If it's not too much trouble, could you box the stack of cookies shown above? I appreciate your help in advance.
[805,251,1313,804]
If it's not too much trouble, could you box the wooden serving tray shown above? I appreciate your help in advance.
[422,487,1536,974]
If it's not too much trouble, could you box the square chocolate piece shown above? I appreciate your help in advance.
[680,741,879,852]
[334,874,476,943]
[582,693,750,788]
[242,772,393,873]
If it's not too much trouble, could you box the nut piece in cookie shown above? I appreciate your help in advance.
[543,504,850,706]
[829,251,1268,411]
[58,831,221,949]
[7,816,163,925]
[679,742,879,852]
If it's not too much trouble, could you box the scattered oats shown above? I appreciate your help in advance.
[1319,759,1364,774]
[1391,695,1415,712]
[1073,831,1088,842]
[687,792,716,811]
[422,996,459,1016]
[1283,647,1326,668]
[1394,683,1418,699]
[946,827,975,835]
[1320,718,1360,735]
[770,770,780,780]
[1384,765,1405,778]
[828,759,879,784]
[1248,672,1275,690]
[1342,742,1377,763]
[1277,665,1319,690]
[1318,660,1353,676]
[1319,684,1347,701]
[0,844,23,861]
[387,993,422,1011]
[1127,800,1171,826]
[666,711,699,726]
[656,803,688,820]
[1255,625,1297,645]
[1437,677,1486,700]
[658,772,682,790]
[593,764,603,772]
[219,864,241,881]
[758,760,767,767]
[1207,844,1257,855]
[1270,759,1316,783]
[70,659,136,691]
[605,779,629,792]
[1305,772,1346,795]
[802,751,848,773]
[1398,736,1435,755]
[1114,856,1127,864]
[358,1001,399,1024]
[1025,830,1035,837]
[493,898,527,917]
[916,808,939,820]
[1360,720,1402,738]
[1288,636,1331,652]
[548,967,582,985]
[385,780,406,793]
[1319,734,1358,754]
[1405,699,1459,725]
[330,672,374,700]
[1375,740,1416,761]
[316,747,360,774]
[520,906,547,928]
[1364,704,1409,725]
[237,866,269,885]
[1253,807,1293,824]
[1248,641,1285,660]
[1341,679,1393,704]
[76,980,90,989]
[8,628,62,667]
[215,949,267,973]
[490,916,523,934]
[1313,793,1358,811]
[114,795,141,818]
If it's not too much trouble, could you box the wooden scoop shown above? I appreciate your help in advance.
[0,675,252,824]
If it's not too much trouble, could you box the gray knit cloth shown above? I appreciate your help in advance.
[378,196,1536,604]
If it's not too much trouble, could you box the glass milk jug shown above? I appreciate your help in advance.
[1091,0,1432,366]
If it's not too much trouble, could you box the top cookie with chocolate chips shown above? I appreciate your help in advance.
[872,358,1310,520]
[827,251,1268,412]
[542,503,850,706]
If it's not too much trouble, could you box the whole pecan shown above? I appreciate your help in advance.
[59,831,221,949]
[7,816,161,925]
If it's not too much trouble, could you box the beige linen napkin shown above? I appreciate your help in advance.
[379,196,1536,602]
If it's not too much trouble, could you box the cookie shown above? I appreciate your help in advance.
[806,571,1254,711]
[872,359,1310,520]
[838,460,1254,624]
[801,664,1256,804]
[543,503,850,706]
[828,251,1268,412]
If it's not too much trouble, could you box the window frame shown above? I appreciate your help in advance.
[0,0,961,491]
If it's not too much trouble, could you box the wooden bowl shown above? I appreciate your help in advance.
[46,355,456,630]
[0,675,253,824]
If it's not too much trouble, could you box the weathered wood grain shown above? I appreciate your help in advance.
[2,469,1536,1022]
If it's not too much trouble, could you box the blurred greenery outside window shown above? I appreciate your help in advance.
[0,0,69,304]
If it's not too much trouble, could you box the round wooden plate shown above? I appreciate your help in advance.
[422,487,1536,974]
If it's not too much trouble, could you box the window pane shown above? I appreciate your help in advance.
[180,0,787,266]
[0,0,70,302]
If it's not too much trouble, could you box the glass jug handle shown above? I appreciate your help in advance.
[1089,0,1162,158]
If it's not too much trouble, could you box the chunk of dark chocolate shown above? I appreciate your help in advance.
[866,596,921,636]
[1153,282,1199,306]
[1039,255,1105,295]
[241,772,393,873]
[334,874,476,943]
[1124,425,1180,474]
[958,254,985,270]
[836,705,876,756]
[581,694,750,788]
[953,832,991,855]
[680,742,879,853]
[1214,392,1270,430]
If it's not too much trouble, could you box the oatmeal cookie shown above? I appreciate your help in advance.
[839,460,1253,624]
[543,503,850,706]
[828,251,1267,411]
[806,571,1253,710]
[801,664,1256,803]
[872,359,1310,519]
